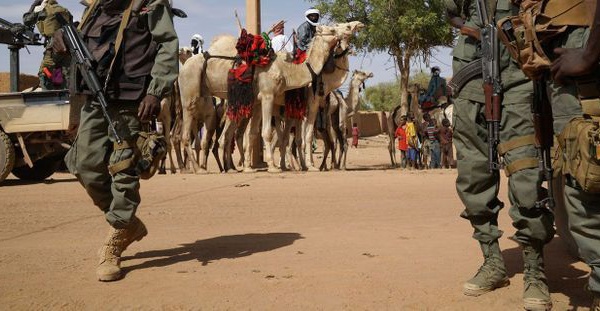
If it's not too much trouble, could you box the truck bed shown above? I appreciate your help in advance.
[0,90,70,133]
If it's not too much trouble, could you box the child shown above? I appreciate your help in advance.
[440,118,454,168]
[351,123,360,148]
[394,116,408,168]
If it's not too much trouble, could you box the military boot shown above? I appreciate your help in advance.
[463,240,510,296]
[522,244,552,311]
[97,216,148,281]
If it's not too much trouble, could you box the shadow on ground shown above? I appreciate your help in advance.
[0,177,78,187]
[122,232,304,273]
[502,235,590,310]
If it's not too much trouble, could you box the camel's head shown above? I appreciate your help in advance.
[315,25,341,49]
[179,47,194,65]
[332,21,365,51]
[352,70,374,91]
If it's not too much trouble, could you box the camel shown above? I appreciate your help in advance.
[321,70,373,171]
[181,22,364,173]
[299,25,366,172]
[276,28,363,172]
[157,47,194,174]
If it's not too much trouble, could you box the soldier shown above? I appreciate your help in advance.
[445,1,554,310]
[539,2,600,309]
[23,0,72,90]
[64,0,178,282]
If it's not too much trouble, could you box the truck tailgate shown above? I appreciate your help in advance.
[0,90,70,133]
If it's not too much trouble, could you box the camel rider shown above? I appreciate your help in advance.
[297,8,327,130]
[23,0,72,90]
[296,8,320,54]
[421,66,447,109]
[190,33,203,55]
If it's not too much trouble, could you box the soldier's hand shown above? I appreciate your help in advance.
[138,94,161,122]
[551,47,596,83]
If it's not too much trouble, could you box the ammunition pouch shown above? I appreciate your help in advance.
[497,0,594,79]
[108,131,167,180]
[556,116,600,193]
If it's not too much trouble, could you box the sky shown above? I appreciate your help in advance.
[0,0,454,88]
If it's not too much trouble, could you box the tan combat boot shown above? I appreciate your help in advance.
[463,240,510,296]
[97,216,148,281]
[522,244,552,311]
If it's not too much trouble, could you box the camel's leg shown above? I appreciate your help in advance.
[303,97,321,172]
[212,119,224,173]
[260,96,280,173]
[181,101,201,174]
[329,118,340,170]
[218,118,234,172]
[244,104,261,173]
[334,122,347,170]
[388,131,397,168]
[235,121,246,169]
[280,117,296,171]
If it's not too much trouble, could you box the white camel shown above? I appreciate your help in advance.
[275,26,363,171]
[322,70,373,170]
[299,24,366,172]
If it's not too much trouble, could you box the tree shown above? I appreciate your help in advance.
[363,70,430,112]
[310,0,453,114]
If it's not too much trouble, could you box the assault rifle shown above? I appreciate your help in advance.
[532,76,555,209]
[476,0,502,172]
[55,14,122,144]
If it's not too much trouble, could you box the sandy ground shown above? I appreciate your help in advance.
[0,135,593,310]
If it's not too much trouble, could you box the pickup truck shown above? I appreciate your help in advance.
[0,89,72,182]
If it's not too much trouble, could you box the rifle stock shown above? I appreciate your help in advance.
[56,14,122,145]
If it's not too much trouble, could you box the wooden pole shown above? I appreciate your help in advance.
[246,0,266,168]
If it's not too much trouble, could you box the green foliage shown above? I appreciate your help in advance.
[309,0,453,58]
[363,81,400,111]
[362,71,432,111]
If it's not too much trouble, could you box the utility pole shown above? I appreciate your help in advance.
[246,0,266,168]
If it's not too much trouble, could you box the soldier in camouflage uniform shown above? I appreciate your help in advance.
[445,0,554,310]
[545,3,600,309]
[23,0,72,90]
[64,0,178,282]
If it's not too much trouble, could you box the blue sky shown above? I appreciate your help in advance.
[0,0,453,87]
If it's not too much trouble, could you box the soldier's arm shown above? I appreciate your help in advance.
[447,8,480,41]
[23,0,44,27]
[146,0,179,98]
[551,2,600,81]
[138,0,179,121]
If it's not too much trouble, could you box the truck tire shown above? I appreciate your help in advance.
[11,156,62,181]
[0,130,15,183]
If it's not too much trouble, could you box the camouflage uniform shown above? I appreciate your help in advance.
[23,0,71,90]
[446,0,554,308]
[64,0,178,281]
[545,26,600,299]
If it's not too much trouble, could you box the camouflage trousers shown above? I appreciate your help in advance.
[454,81,555,248]
[65,98,142,229]
[547,26,600,296]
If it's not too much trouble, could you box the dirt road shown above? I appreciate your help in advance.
[0,136,592,310]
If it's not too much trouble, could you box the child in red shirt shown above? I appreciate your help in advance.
[394,116,408,168]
